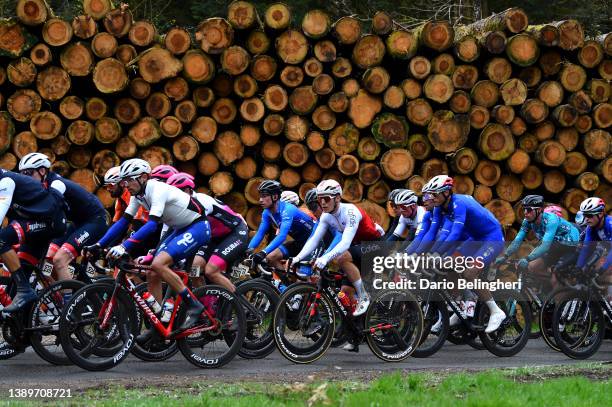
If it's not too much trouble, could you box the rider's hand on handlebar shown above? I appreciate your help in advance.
[107,244,127,260]
[314,257,327,270]
[82,243,102,258]
[251,251,267,265]
[285,257,295,272]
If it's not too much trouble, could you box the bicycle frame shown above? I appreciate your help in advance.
[97,261,220,341]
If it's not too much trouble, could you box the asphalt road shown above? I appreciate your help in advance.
[0,339,609,391]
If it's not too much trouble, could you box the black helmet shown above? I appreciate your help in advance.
[258,179,282,196]
[305,188,318,205]
[522,195,544,208]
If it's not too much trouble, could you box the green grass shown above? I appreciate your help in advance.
[2,363,610,407]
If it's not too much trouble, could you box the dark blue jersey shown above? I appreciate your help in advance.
[45,172,106,223]
[0,169,64,220]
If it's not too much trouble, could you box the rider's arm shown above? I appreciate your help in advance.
[247,209,271,250]
[526,215,559,261]
[404,212,431,254]
[435,201,467,255]
[293,216,329,262]
[387,217,407,241]
[504,220,529,257]
[0,177,15,224]
[123,216,160,251]
[262,206,295,254]
[576,227,594,267]
[323,229,343,255]
[317,208,362,266]
[98,214,132,247]
[412,209,442,254]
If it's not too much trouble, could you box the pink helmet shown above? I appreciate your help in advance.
[544,205,563,217]
[151,164,178,181]
[167,172,195,190]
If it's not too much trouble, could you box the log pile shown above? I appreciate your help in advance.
[0,1,610,235]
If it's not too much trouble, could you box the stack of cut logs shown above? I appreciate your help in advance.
[0,0,610,236]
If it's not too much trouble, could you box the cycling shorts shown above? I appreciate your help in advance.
[196,223,248,265]
[279,239,306,258]
[455,230,504,269]
[158,220,211,262]
[50,216,108,259]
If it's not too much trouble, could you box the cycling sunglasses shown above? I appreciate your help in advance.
[584,213,601,219]
[20,169,35,176]
[523,206,540,213]
[317,195,336,204]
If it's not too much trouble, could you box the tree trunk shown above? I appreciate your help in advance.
[352,35,385,69]
[136,48,183,84]
[16,0,49,26]
[115,137,137,159]
[427,110,469,153]
[198,152,220,176]
[452,65,480,90]
[333,16,361,45]
[543,170,566,193]
[357,137,381,161]
[535,140,566,167]
[525,24,559,47]
[521,165,543,189]
[505,34,539,67]
[128,117,161,147]
[171,135,198,161]
[471,80,499,108]
[536,81,564,107]
[211,98,237,124]
[42,18,73,47]
[485,57,512,84]
[280,168,301,188]
[474,159,501,186]
[289,86,318,115]
[401,78,422,99]
[239,98,265,122]
[285,115,308,141]
[0,20,38,58]
[583,130,611,159]
[371,113,409,148]
[552,104,578,127]
[379,149,415,181]
[406,98,433,126]
[449,147,479,174]
[406,133,432,160]
[577,40,604,69]
[165,27,191,55]
[30,111,60,140]
[409,56,431,79]
[386,30,418,60]
[491,105,515,125]
[11,130,36,158]
[575,172,599,191]
[302,9,331,39]
[469,105,490,129]
[559,63,586,92]
[420,158,449,180]
[329,122,359,155]
[424,74,454,103]
[103,4,133,37]
[67,120,94,146]
[553,20,584,51]
[7,89,41,122]
[449,90,471,113]
[129,78,151,100]
[209,172,234,196]
[302,162,322,183]
[555,127,579,151]
[214,131,243,165]
[279,65,302,87]
[91,149,120,178]
[506,149,530,174]
[414,21,454,51]
[313,74,334,95]
[510,116,527,136]
[331,58,352,79]
[473,184,493,205]
[359,163,381,185]
[485,199,516,226]
[561,188,588,214]
[72,15,97,39]
[314,40,337,63]
[518,66,542,88]
[261,139,282,162]
[68,146,92,169]
[496,174,523,202]
[69,168,96,192]
[362,67,390,94]
[367,180,390,204]
[587,79,610,104]
[595,157,612,184]
[312,106,336,131]
[262,114,284,136]
[283,142,309,167]
[520,98,548,123]
[315,148,335,169]
[383,86,405,109]
[592,103,612,129]
[95,117,122,144]
[306,131,325,152]
[30,43,52,66]
[342,178,363,203]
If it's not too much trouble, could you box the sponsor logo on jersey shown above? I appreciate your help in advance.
[177,232,194,246]
[221,240,241,256]
[74,230,90,245]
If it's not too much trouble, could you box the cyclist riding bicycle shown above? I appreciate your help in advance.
[575,198,611,286]
[0,169,67,312]
[166,172,248,294]
[247,180,315,270]
[419,175,506,333]
[404,193,435,255]
[19,153,107,283]
[496,195,580,280]
[84,159,211,331]
[289,179,383,317]
[386,190,426,242]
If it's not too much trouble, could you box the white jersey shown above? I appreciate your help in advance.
[125,180,203,229]
[391,206,426,238]
[294,202,382,266]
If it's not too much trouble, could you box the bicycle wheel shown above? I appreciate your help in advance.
[365,290,423,362]
[539,287,574,351]
[233,279,279,359]
[177,285,246,368]
[413,299,449,358]
[477,290,531,357]
[130,283,178,362]
[0,278,21,360]
[28,280,85,365]
[551,289,605,360]
[273,283,335,364]
[59,283,139,371]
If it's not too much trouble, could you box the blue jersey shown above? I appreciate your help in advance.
[506,212,580,261]
[405,211,432,254]
[248,201,315,253]
[577,215,612,270]
[46,172,106,224]
[0,169,65,220]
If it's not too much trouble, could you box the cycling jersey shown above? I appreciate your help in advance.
[45,172,106,223]
[99,180,206,252]
[387,206,426,241]
[293,203,382,266]
[0,170,65,221]
[248,201,314,254]
[422,194,502,256]
[194,192,245,238]
[404,210,432,254]
[577,215,612,270]
[114,189,148,222]
[505,211,580,261]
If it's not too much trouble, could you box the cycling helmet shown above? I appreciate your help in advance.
[394,189,418,206]
[316,179,342,197]
[522,195,544,208]
[280,191,299,206]
[19,152,51,171]
[544,205,563,217]
[103,166,122,185]
[422,175,453,193]
[151,164,178,181]
[388,189,404,202]
[579,197,605,214]
[167,172,195,190]
[575,211,587,227]
[305,188,318,206]
[258,179,282,196]
[119,158,151,179]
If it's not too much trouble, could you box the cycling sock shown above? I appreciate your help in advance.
[485,299,503,314]
[179,288,199,308]
[353,279,366,299]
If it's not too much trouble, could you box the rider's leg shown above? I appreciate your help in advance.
[266,248,284,269]
[190,255,207,288]
[204,255,235,292]
[339,248,370,316]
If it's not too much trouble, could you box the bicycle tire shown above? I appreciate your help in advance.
[273,283,335,364]
[413,299,449,358]
[539,287,575,352]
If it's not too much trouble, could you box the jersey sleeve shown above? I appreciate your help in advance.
[405,211,431,254]
[248,209,271,250]
[436,199,467,255]
[0,177,15,224]
[318,206,362,265]
[505,220,529,257]
[413,208,442,254]
[388,216,408,240]
[263,205,295,253]
[527,214,559,261]
[294,215,329,262]
[124,195,140,217]
[576,226,594,267]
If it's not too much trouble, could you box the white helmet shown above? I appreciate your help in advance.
[280,191,300,206]
[422,175,454,194]
[394,189,418,206]
[575,211,587,227]
[19,152,51,171]
[316,179,342,197]
[579,197,605,214]
[104,166,122,185]
[119,159,151,179]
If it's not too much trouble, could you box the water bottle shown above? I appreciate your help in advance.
[143,292,162,314]
[160,298,174,323]
[338,291,352,310]
[272,278,287,294]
